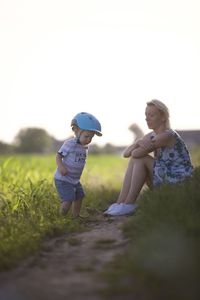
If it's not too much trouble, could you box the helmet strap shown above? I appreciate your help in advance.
[76,130,83,144]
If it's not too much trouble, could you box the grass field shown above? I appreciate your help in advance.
[0,154,128,270]
[0,149,200,299]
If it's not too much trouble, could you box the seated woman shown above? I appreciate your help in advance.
[105,99,194,216]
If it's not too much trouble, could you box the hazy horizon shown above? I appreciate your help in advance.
[1,0,200,146]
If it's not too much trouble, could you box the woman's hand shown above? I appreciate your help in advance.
[123,140,141,157]
[130,134,155,158]
[138,138,154,151]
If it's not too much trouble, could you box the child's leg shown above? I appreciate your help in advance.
[72,198,83,218]
[60,201,72,215]
[72,182,85,218]
[54,180,73,216]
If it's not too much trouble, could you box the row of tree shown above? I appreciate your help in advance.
[0,128,55,154]
[0,127,124,155]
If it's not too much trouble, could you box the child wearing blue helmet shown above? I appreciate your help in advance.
[54,112,102,217]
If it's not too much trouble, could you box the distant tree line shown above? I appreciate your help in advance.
[0,127,125,155]
[2,126,198,155]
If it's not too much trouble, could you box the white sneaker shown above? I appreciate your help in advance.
[104,203,120,215]
[108,203,138,216]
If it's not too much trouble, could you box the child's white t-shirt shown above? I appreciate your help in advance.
[54,138,88,184]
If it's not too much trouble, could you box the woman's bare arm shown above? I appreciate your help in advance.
[123,133,152,158]
[131,131,175,158]
[123,140,140,157]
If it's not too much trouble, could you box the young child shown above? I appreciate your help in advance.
[54,112,102,218]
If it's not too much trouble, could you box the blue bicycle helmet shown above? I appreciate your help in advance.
[71,112,102,136]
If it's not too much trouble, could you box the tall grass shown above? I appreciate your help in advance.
[0,155,66,269]
[101,166,200,300]
[0,154,127,270]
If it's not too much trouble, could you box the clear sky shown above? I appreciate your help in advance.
[1,0,200,146]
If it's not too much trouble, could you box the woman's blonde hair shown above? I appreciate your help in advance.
[147,99,171,129]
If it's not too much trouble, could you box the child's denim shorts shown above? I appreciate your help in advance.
[54,179,85,202]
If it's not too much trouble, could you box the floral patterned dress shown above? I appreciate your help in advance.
[153,130,194,187]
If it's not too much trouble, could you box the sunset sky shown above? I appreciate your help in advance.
[1,0,200,146]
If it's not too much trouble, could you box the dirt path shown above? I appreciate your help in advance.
[0,214,130,300]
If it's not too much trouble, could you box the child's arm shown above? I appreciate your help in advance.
[56,153,67,176]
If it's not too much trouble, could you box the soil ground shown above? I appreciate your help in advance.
[0,214,130,300]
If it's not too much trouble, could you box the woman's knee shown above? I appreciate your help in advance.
[134,156,154,170]
[128,156,154,170]
[133,157,146,165]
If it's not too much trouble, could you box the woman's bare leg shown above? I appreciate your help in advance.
[124,156,154,203]
[117,156,154,204]
[116,158,135,203]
